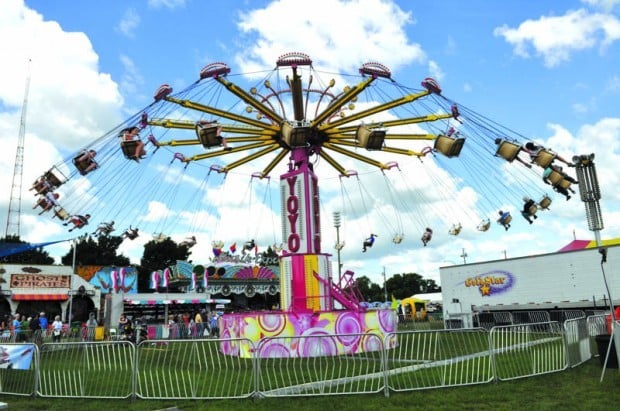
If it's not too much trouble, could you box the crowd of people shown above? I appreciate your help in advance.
[0,312,60,343]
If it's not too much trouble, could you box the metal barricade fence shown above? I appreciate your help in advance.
[385,328,492,392]
[563,316,590,367]
[256,333,385,397]
[490,321,567,381]
[37,340,135,398]
[135,338,256,400]
[511,311,550,324]
[0,321,582,400]
[586,314,609,357]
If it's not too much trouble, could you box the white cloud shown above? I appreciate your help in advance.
[581,0,620,12]
[119,54,145,96]
[0,0,123,252]
[116,8,141,38]
[494,9,620,67]
[148,0,186,9]
[235,0,425,76]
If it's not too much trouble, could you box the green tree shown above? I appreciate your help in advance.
[138,237,191,292]
[355,275,385,302]
[386,272,429,299]
[0,235,55,264]
[60,236,130,266]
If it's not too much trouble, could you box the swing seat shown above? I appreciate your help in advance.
[73,153,98,176]
[35,198,52,212]
[196,124,222,148]
[281,122,310,147]
[547,170,572,188]
[531,149,556,168]
[500,215,513,225]
[526,204,538,215]
[495,140,521,162]
[356,125,385,150]
[448,224,462,236]
[539,195,552,210]
[434,135,465,158]
[392,234,403,244]
[43,167,67,188]
[121,140,139,159]
[477,219,491,232]
[53,207,70,221]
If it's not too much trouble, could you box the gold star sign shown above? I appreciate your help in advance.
[480,284,491,296]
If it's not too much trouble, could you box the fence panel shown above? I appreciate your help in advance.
[385,329,492,392]
[135,338,255,399]
[38,341,135,398]
[490,322,567,381]
[564,317,590,367]
[511,311,550,325]
[256,333,385,397]
[0,343,37,396]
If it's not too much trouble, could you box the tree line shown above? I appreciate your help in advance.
[1,235,439,300]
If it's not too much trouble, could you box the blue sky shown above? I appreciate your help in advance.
[1,0,619,287]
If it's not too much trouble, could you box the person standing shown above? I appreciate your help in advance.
[52,316,63,343]
[39,312,48,330]
[12,314,22,342]
[85,313,98,341]
[29,313,41,343]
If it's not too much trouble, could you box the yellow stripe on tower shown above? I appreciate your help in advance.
[304,255,321,311]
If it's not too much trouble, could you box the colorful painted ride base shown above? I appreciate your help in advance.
[219,308,398,358]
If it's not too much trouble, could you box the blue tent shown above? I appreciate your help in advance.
[0,239,70,258]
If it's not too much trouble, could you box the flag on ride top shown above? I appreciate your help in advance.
[119,267,127,289]
[212,245,221,257]
[150,271,160,290]
[161,267,170,288]
[190,271,197,291]
[203,266,208,288]
[110,270,118,293]
[229,243,237,254]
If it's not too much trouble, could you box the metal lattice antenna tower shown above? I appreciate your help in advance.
[5,59,32,238]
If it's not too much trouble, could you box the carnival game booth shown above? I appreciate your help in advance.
[106,292,230,338]
[0,264,101,324]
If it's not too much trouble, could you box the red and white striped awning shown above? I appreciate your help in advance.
[12,294,69,301]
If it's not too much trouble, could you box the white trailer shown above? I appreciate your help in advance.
[439,244,620,328]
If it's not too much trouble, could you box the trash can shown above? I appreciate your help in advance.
[595,334,619,368]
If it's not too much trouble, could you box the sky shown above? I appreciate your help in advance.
[1,0,620,288]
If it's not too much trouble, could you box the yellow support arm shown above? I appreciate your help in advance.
[259,148,290,177]
[188,141,274,161]
[219,144,282,172]
[322,142,387,169]
[215,77,285,124]
[321,90,430,130]
[165,96,279,131]
[325,113,453,135]
[317,149,348,176]
[148,118,272,137]
[310,76,375,127]
[331,140,430,157]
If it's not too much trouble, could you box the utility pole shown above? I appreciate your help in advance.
[572,153,617,378]
[382,266,387,302]
[333,211,343,285]
[460,248,468,264]
[5,59,32,238]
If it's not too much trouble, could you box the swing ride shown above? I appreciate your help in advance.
[29,52,579,358]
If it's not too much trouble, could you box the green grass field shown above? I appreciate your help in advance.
[1,359,619,411]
